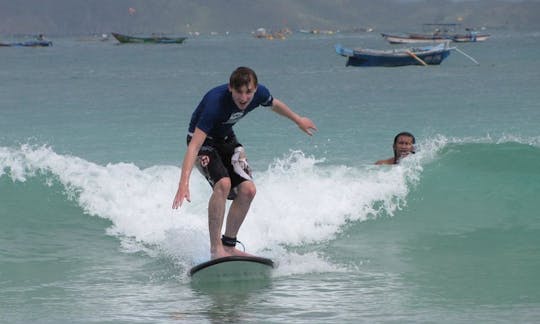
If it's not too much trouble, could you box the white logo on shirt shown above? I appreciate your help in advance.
[223,112,244,124]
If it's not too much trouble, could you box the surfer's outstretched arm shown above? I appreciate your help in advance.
[172,128,207,209]
[270,99,317,136]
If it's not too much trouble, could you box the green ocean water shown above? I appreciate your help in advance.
[1,31,540,323]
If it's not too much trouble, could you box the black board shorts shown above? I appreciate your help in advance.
[186,134,249,200]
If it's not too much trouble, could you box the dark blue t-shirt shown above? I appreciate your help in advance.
[188,84,273,138]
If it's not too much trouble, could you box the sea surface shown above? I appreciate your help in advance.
[1,30,540,323]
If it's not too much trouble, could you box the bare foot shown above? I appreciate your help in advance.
[210,247,230,260]
[224,246,255,257]
[210,246,255,259]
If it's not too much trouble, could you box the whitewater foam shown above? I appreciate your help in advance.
[0,143,428,276]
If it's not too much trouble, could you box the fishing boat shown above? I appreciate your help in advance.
[0,40,52,47]
[253,28,290,40]
[111,32,187,44]
[334,43,452,67]
[381,24,489,44]
[381,32,489,44]
[381,33,452,44]
[451,32,490,43]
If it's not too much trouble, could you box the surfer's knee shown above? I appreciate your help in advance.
[237,181,256,200]
[213,178,231,198]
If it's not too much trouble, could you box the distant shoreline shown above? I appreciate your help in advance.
[1,0,538,36]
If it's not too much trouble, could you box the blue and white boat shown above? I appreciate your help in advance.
[335,43,452,67]
[0,40,52,47]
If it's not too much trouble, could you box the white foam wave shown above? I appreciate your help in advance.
[0,144,428,276]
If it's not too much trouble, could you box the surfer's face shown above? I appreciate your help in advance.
[229,82,256,110]
[394,135,415,158]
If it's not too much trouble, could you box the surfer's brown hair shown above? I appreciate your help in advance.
[229,67,258,90]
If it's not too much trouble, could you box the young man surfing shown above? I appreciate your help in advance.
[172,67,317,259]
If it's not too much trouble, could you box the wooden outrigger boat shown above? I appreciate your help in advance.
[335,43,453,67]
[381,24,489,44]
[111,32,187,44]
[381,32,489,44]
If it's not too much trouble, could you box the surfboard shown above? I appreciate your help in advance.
[189,255,274,283]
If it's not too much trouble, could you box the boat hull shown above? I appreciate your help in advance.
[382,33,451,44]
[335,43,452,67]
[111,32,186,44]
[452,34,490,42]
[0,40,52,47]
[382,32,490,44]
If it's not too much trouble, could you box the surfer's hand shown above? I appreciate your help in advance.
[297,117,317,136]
[172,185,190,209]
[231,146,252,181]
